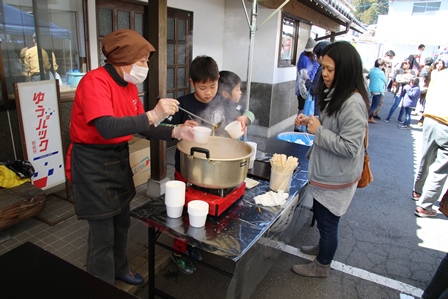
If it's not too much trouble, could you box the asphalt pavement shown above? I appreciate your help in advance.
[137,92,448,299]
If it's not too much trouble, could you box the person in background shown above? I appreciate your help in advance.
[163,55,222,275]
[23,34,52,81]
[416,57,434,126]
[384,59,417,123]
[385,50,396,92]
[67,29,194,285]
[367,58,387,124]
[292,41,369,277]
[408,44,425,73]
[397,77,421,129]
[213,70,255,131]
[432,58,446,78]
[294,37,318,131]
[373,50,395,119]
[21,33,59,81]
[310,40,331,117]
[412,65,448,217]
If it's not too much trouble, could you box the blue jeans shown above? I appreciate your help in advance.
[413,117,448,210]
[386,95,402,120]
[313,199,340,265]
[369,94,382,118]
[422,252,448,299]
[402,107,413,126]
[86,204,131,284]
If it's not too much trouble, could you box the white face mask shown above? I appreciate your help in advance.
[122,64,148,84]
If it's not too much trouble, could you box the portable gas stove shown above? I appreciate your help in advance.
[185,182,246,217]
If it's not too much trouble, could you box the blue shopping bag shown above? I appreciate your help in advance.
[301,92,315,132]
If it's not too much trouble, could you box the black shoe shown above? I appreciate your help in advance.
[116,270,144,285]
[373,115,381,120]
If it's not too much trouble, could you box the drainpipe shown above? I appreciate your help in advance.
[315,21,351,41]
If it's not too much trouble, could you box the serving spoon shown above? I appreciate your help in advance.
[177,106,224,136]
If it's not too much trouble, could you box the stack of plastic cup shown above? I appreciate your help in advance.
[246,141,257,169]
[165,180,186,218]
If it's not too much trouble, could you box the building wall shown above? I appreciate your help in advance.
[168,0,226,68]
[1,0,324,165]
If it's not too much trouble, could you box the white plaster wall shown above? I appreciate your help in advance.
[168,0,226,68]
[222,0,302,85]
[222,0,279,84]
[169,0,315,85]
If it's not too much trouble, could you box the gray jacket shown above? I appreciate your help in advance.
[307,91,368,189]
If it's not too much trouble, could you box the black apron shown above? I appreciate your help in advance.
[71,142,136,220]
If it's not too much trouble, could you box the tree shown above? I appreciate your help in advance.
[352,0,389,25]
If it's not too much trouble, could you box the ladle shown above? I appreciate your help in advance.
[178,106,225,136]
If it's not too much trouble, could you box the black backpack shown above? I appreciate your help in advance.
[1,160,35,178]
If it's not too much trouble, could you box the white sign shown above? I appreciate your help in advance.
[15,80,65,190]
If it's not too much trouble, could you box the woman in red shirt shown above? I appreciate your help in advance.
[67,29,193,285]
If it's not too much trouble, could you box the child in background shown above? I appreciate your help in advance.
[165,55,220,179]
[163,55,220,274]
[398,77,421,129]
[213,70,255,134]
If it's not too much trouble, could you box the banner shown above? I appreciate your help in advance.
[14,80,65,190]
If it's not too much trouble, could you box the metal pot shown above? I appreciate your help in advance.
[177,136,254,189]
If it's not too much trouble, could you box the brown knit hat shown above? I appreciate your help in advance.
[102,29,156,66]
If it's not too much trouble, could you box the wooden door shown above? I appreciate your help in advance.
[166,8,192,99]
[96,0,148,106]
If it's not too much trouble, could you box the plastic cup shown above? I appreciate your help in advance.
[166,205,184,218]
[269,169,293,192]
[246,141,257,169]
[165,180,185,206]
[188,200,209,228]
[225,121,243,139]
[193,126,212,144]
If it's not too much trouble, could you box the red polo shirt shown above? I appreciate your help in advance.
[66,66,145,181]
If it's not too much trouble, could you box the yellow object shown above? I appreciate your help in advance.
[0,165,30,188]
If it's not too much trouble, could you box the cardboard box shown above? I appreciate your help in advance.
[129,137,151,187]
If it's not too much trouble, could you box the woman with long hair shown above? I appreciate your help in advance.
[293,41,369,277]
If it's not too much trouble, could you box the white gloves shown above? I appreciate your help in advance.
[172,126,195,141]
[147,98,179,127]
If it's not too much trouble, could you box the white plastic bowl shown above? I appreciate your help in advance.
[225,121,243,139]
[193,126,212,144]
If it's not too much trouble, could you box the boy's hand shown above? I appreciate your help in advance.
[183,120,198,127]
[236,117,247,133]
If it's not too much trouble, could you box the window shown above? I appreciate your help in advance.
[278,15,299,67]
[412,1,441,15]
[0,0,85,105]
